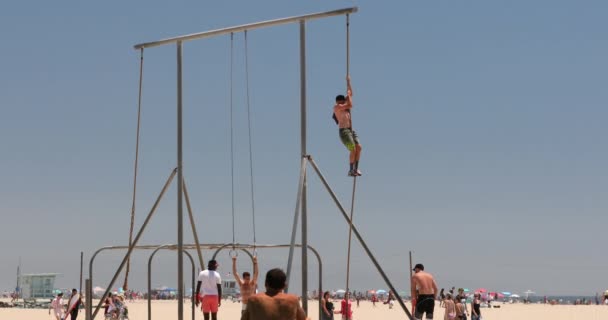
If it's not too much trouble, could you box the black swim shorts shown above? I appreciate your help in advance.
[415,294,435,319]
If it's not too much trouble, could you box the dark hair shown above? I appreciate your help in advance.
[72,289,77,293]
[243,272,251,278]
[324,291,330,299]
[58,292,63,297]
[265,268,287,290]
[208,259,218,270]
[335,95,346,102]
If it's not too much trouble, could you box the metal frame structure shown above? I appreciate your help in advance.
[88,6,414,320]
[86,243,324,320]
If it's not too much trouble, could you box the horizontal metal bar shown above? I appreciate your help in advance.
[134,7,357,50]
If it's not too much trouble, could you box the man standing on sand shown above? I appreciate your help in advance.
[411,263,438,320]
[66,289,83,320]
[333,76,362,177]
[241,268,309,320]
[195,260,222,320]
[232,255,259,314]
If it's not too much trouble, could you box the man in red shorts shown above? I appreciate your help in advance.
[195,260,222,320]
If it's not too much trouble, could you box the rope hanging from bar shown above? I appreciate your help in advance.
[229,32,237,255]
[124,47,145,291]
[244,30,258,256]
[344,13,358,310]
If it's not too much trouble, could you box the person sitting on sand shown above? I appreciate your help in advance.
[241,268,308,320]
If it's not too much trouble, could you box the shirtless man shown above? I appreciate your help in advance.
[333,76,362,177]
[241,268,308,320]
[232,255,259,314]
[411,263,438,320]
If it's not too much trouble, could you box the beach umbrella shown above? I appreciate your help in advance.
[376,289,388,295]
[510,294,520,298]
[335,289,346,294]
[463,288,470,293]
[475,288,487,293]
[501,292,511,296]
[367,290,376,294]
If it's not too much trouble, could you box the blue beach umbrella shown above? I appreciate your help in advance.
[501,292,512,296]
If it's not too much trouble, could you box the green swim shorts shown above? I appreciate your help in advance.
[339,128,360,151]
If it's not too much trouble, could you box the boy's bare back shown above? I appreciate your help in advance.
[242,292,308,320]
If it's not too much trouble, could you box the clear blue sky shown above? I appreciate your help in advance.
[1,0,607,297]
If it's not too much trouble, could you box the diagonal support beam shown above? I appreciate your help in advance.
[183,178,205,270]
[91,168,177,320]
[286,156,308,291]
[308,158,414,320]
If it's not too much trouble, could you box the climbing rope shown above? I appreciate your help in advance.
[229,33,236,252]
[344,13,356,302]
[124,48,144,291]
[244,30,258,255]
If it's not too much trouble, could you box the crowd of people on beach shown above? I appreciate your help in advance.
[5,257,607,320]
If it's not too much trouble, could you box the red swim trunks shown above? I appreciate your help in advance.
[201,295,218,313]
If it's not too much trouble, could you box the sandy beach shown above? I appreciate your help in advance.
[2,298,608,320]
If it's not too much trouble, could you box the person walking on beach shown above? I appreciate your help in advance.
[411,263,438,320]
[456,288,468,318]
[195,260,222,320]
[49,292,64,320]
[335,292,353,319]
[443,293,456,320]
[66,289,83,320]
[455,295,466,320]
[333,76,362,177]
[321,291,334,320]
[103,293,114,318]
[471,293,481,320]
[241,268,308,320]
[439,288,445,307]
[232,255,259,314]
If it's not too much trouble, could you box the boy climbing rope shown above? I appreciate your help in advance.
[333,76,362,176]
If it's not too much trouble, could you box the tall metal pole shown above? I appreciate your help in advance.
[299,20,309,313]
[176,41,185,320]
[409,251,414,314]
[80,252,83,293]
[85,279,91,320]
[286,157,308,290]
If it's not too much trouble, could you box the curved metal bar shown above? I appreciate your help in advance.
[88,243,323,320]
[147,245,196,320]
[211,243,323,320]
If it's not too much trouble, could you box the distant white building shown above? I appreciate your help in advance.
[222,279,239,297]
[20,273,59,299]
